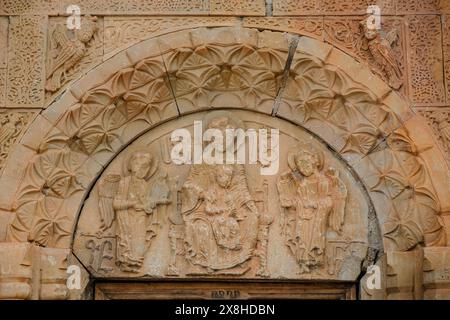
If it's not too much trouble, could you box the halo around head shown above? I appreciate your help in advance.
[123,147,159,179]
[287,143,324,172]
[201,110,245,131]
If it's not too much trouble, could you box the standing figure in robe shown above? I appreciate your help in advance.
[277,144,347,274]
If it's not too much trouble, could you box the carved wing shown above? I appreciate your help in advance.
[149,171,170,205]
[98,174,121,231]
[0,125,14,146]
[277,172,297,208]
[47,24,77,76]
[385,28,398,47]
[378,41,400,68]
[441,126,450,142]
[326,168,347,234]
[377,30,402,76]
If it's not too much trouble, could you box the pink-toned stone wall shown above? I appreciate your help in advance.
[1,0,450,300]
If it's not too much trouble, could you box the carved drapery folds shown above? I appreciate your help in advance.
[277,144,349,274]
[72,110,369,280]
[0,27,447,295]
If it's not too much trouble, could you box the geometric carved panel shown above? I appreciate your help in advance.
[443,15,450,104]
[407,15,445,105]
[6,15,47,108]
[104,16,238,57]
[273,0,395,15]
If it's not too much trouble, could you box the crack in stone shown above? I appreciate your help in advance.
[271,34,299,116]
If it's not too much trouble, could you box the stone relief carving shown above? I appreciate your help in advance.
[180,163,260,274]
[243,17,323,40]
[443,15,450,104]
[96,149,170,272]
[46,15,99,93]
[396,0,441,14]
[324,17,405,92]
[0,0,60,15]
[277,144,348,274]
[7,15,47,107]
[0,17,7,72]
[210,0,265,15]
[273,0,395,15]
[4,28,445,276]
[407,15,445,104]
[360,17,403,90]
[174,115,272,276]
[0,69,5,107]
[104,16,238,57]
[0,112,33,173]
[70,110,370,281]
[60,0,210,15]
[367,127,446,250]
[418,109,450,167]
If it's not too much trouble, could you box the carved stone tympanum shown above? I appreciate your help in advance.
[73,110,370,281]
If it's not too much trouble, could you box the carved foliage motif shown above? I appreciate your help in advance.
[0,69,5,107]
[104,17,238,56]
[396,0,441,14]
[6,16,47,107]
[282,54,399,158]
[60,0,209,14]
[0,112,33,173]
[0,18,6,107]
[273,0,395,15]
[0,0,60,15]
[0,17,7,68]
[443,16,450,104]
[407,15,445,104]
[210,0,265,15]
[46,16,102,94]
[279,59,444,250]
[160,30,288,113]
